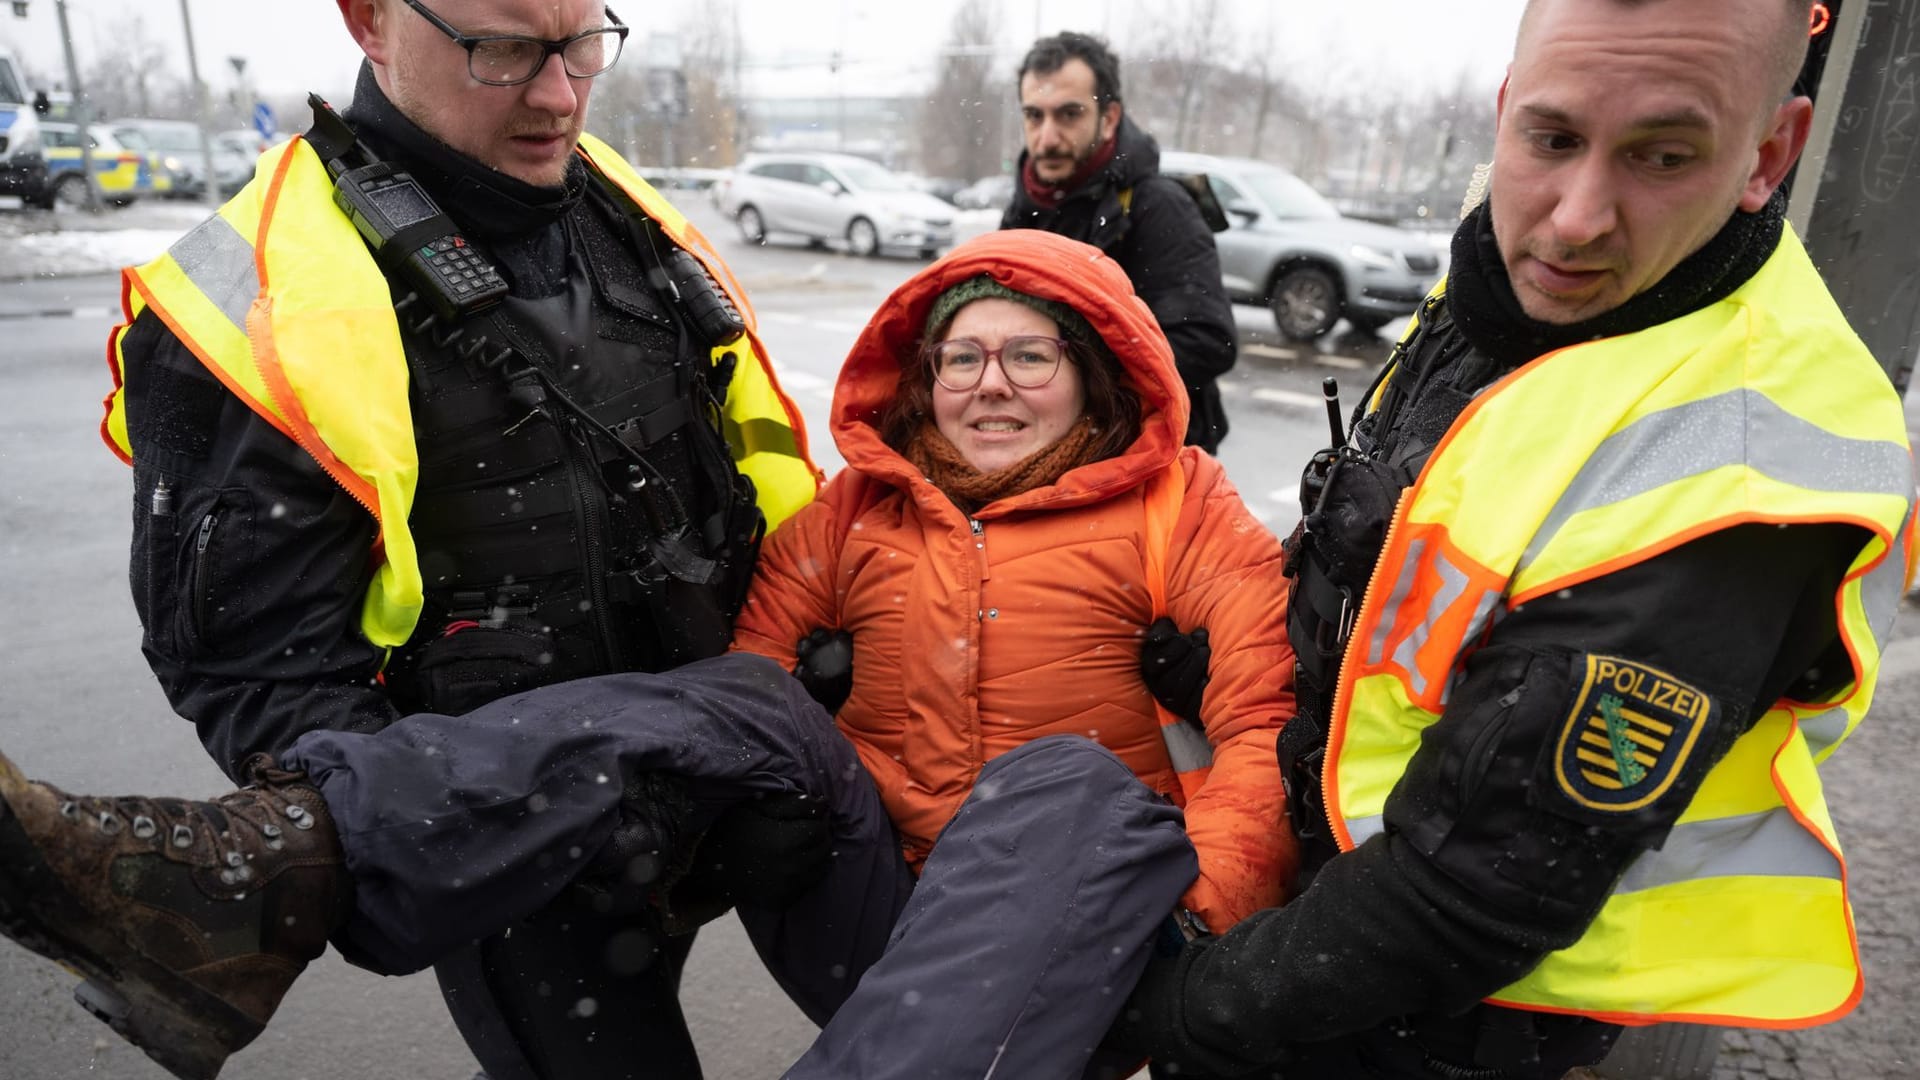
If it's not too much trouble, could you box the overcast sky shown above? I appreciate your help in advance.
[5,1,1526,110]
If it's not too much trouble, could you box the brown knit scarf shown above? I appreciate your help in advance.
[903,417,1105,516]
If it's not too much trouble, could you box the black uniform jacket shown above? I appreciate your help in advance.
[1002,115,1237,453]
[120,70,705,781]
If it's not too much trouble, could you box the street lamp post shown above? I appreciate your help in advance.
[51,0,100,210]
[176,0,222,209]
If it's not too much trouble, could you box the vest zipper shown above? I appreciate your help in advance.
[191,511,218,644]
[1323,487,1410,850]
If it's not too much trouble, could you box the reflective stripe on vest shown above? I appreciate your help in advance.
[1324,228,1914,1029]
[104,134,819,650]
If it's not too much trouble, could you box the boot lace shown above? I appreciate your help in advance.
[53,759,319,889]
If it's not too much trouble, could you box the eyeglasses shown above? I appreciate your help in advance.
[398,0,630,87]
[927,335,1072,392]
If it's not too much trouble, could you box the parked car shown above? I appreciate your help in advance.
[953,174,1014,212]
[108,119,255,199]
[213,127,268,158]
[636,164,727,192]
[1160,151,1444,341]
[903,173,968,205]
[0,46,47,204]
[37,121,172,208]
[717,152,956,258]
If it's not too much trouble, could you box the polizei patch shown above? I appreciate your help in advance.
[1553,655,1712,813]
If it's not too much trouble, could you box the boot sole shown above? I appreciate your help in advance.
[0,787,261,1080]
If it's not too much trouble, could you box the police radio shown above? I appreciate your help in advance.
[304,94,508,322]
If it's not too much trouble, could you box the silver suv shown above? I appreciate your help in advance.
[717,151,955,258]
[1161,151,1445,341]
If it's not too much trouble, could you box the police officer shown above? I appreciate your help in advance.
[1117,0,1915,1075]
[100,1,818,1077]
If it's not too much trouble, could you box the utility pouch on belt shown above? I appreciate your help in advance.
[617,470,764,667]
[409,618,559,716]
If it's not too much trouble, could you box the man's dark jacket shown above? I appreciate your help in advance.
[1002,115,1236,453]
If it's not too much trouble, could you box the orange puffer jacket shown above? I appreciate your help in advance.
[731,230,1298,931]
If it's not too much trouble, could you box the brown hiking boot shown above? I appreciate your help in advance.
[0,750,351,1080]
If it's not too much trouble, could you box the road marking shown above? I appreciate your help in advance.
[1252,388,1327,410]
[761,310,867,335]
[770,366,833,394]
[0,307,116,321]
[1269,483,1301,506]
[1314,354,1369,371]
[1243,343,1299,361]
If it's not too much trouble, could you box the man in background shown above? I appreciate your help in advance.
[1004,31,1237,454]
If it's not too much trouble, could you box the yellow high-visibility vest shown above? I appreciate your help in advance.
[1325,228,1915,1029]
[102,132,820,651]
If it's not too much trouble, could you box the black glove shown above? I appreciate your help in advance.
[1105,940,1294,1080]
[793,627,854,713]
[1142,616,1211,725]
[659,790,834,934]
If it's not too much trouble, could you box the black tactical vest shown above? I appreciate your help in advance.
[1281,296,1511,871]
[382,181,758,716]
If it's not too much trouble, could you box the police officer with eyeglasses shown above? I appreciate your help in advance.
[100,2,821,1077]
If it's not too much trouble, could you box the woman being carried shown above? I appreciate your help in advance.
[0,230,1299,1080]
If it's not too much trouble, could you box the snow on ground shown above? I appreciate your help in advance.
[0,198,209,282]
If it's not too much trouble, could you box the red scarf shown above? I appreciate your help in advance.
[1020,129,1120,208]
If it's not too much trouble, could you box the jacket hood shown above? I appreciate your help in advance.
[830,229,1189,514]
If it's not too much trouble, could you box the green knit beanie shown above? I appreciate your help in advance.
[922,276,1100,350]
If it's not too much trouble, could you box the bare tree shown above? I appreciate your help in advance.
[585,0,744,168]
[677,0,746,166]
[1126,0,1232,151]
[76,18,185,120]
[916,0,1009,183]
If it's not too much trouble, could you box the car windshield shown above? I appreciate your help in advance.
[835,159,908,193]
[0,63,23,105]
[130,126,204,153]
[1242,166,1341,221]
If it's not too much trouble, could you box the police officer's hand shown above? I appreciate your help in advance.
[1103,940,1294,1079]
[661,790,833,933]
[1141,616,1210,725]
[793,627,854,713]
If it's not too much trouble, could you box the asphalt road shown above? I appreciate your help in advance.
[0,196,1914,1079]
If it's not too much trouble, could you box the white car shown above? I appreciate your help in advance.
[0,46,47,204]
[717,152,956,258]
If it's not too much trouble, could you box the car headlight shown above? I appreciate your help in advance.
[1350,244,1398,270]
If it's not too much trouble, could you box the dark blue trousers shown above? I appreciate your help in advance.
[286,653,1196,1080]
